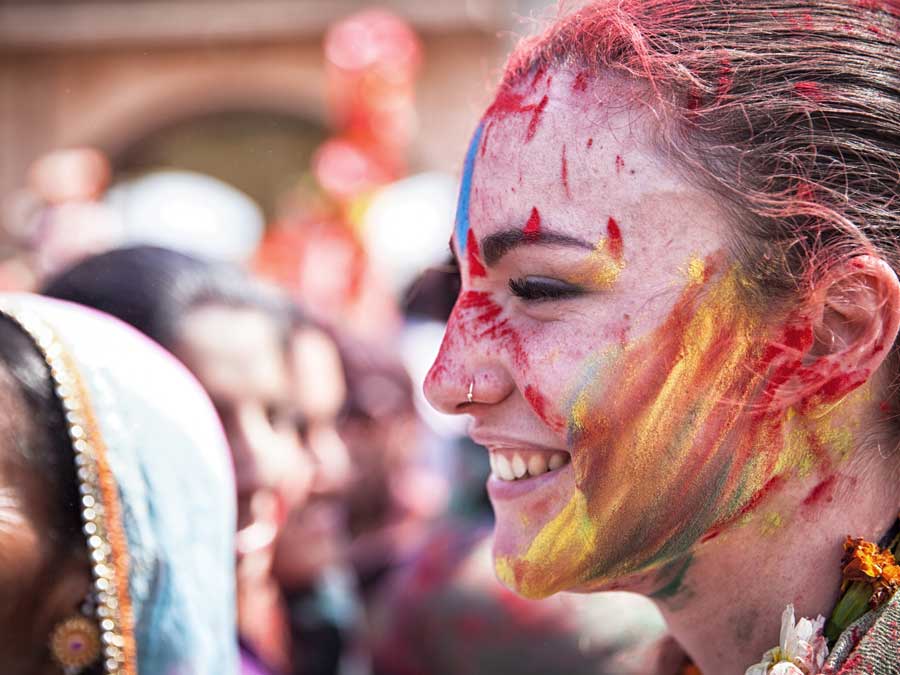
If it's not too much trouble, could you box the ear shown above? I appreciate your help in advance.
[38,551,92,638]
[771,255,900,408]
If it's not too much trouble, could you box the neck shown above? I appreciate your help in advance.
[650,427,897,674]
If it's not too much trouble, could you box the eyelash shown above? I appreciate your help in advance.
[508,277,584,302]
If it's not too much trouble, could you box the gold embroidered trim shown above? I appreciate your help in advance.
[0,300,137,675]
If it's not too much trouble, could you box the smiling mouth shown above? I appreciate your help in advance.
[489,448,571,482]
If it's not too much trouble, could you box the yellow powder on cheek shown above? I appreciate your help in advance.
[499,260,873,599]
[500,265,839,596]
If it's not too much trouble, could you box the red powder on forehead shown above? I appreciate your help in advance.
[573,70,589,92]
[606,217,623,262]
[615,155,625,174]
[794,81,826,102]
[466,229,487,277]
[483,87,550,144]
[561,145,571,198]
[525,95,550,142]
[523,207,542,241]
[530,64,547,89]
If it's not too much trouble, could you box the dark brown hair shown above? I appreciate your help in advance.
[504,0,899,304]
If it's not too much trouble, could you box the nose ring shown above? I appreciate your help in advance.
[467,379,475,404]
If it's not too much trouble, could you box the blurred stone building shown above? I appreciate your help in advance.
[0,0,544,230]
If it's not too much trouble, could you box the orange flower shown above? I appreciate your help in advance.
[841,536,900,609]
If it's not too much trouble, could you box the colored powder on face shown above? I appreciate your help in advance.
[483,86,551,144]
[455,123,485,255]
[686,256,707,284]
[801,474,837,507]
[524,385,565,433]
[648,554,693,600]
[615,155,625,174]
[451,290,529,369]
[606,218,623,263]
[530,64,547,89]
[466,229,487,278]
[760,511,784,536]
[573,70,589,92]
[574,218,626,289]
[587,138,594,148]
[525,95,550,142]
[523,207,542,241]
[561,145,571,198]
[496,261,868,598]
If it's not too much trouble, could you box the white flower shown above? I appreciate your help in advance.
[744,604,829,675]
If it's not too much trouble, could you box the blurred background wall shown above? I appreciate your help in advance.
[0,0,547,225]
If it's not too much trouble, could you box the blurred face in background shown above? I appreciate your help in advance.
[273,327,353,588]
[174,303,307,547]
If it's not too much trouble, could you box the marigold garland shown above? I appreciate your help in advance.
[825,525,900,643]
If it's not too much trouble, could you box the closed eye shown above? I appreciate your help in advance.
[508,276,585,302]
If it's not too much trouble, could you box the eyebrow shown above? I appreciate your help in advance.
[481,228,595,266]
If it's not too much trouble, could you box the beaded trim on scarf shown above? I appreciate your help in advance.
[0,299,137,675]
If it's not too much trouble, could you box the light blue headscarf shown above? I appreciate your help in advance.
[0,293,238,675]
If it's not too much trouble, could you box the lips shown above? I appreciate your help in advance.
[471,429,573,503]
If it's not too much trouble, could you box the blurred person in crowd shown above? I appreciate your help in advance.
[0,293,237,674]
[42,246,310,674]
[272,313,371,675]
[3,148,123,286]
[370,521,669,675]
[337,338,448,600]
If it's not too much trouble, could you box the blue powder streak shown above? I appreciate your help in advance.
[455,122,485,255]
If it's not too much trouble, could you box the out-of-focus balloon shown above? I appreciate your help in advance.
[363,172,456,295]
[28,148,111,204]
[313,139,392,202]
[324,9,422,178]
[106,170,264,263]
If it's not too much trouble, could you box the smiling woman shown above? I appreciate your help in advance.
[424,1,900,673]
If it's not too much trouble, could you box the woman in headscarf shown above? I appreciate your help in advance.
[0,292,237,674]
[43,246,356,675]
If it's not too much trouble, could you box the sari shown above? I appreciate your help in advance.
[0,293,238,674]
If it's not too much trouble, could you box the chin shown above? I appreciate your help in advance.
[489,505,687,599]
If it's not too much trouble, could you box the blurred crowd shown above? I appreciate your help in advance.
[0,7,665,675]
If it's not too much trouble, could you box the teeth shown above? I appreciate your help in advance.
[491,451,568,481]
[494,454,515,481]
[527,454,548,477]
[548,453,566,471]
[511,454,527,478]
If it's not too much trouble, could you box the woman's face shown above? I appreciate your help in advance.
[0,370,89,674]
[175,304,303,534]
[425,67,852,599]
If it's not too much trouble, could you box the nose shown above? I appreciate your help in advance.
[424,301,515,415]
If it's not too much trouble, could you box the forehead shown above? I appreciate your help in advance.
[177,304,287,403]
[462,66,726,268]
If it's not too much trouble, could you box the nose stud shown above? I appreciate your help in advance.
[467,379,475,404]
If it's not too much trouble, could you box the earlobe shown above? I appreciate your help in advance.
[779,255,900,407]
